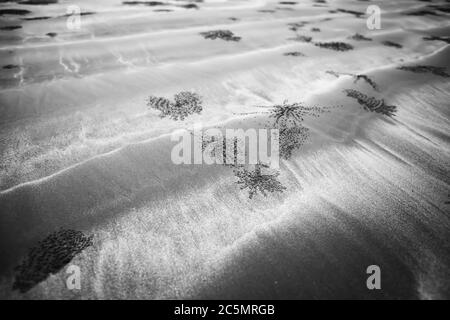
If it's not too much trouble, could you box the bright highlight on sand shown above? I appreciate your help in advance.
[0,0,449,301]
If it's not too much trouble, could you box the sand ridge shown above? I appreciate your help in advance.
[0,0,449,299]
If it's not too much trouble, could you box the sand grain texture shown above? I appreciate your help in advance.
[0,0,449,299]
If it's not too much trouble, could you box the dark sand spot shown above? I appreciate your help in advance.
[405,9,441,16]
[13,229,93,293]
[287,22,308,32]
[288,35,312,42]
[22,16,51,20]
[426,4,450,14]
[3,64,20,69]
[234,163,286,199]
[314,41,354,51]
[382,40,402,48]
[0,26,22,30]
[236,101,336,161]
[350,33,372,41]
[147,91,203,121]
[337,8,365,18]
[122,1,166,5]
[279,124,309,160]
[179,3,198,9]
[348,75,379,91]
[326,71,378,91]
[18,0,58,4]
[276,7,294,11]
[311,27,321,32]
[0,9,31,16]
[287,21,308,28]
[423,35,450,44]
[61,11,95,17]
[79,11,95,16]
[269,101,330,127]
[284,51,306,57]
[200,29,241,41]
[279,1,297,4]
[46,32,57,37]
[397,65,449,77]
[344,89,397,117]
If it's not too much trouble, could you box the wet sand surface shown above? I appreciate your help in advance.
[0,0,449,299]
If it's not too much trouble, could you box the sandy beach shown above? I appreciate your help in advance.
[0,0,449,299]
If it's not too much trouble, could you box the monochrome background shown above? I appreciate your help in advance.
[0,0,449,299]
